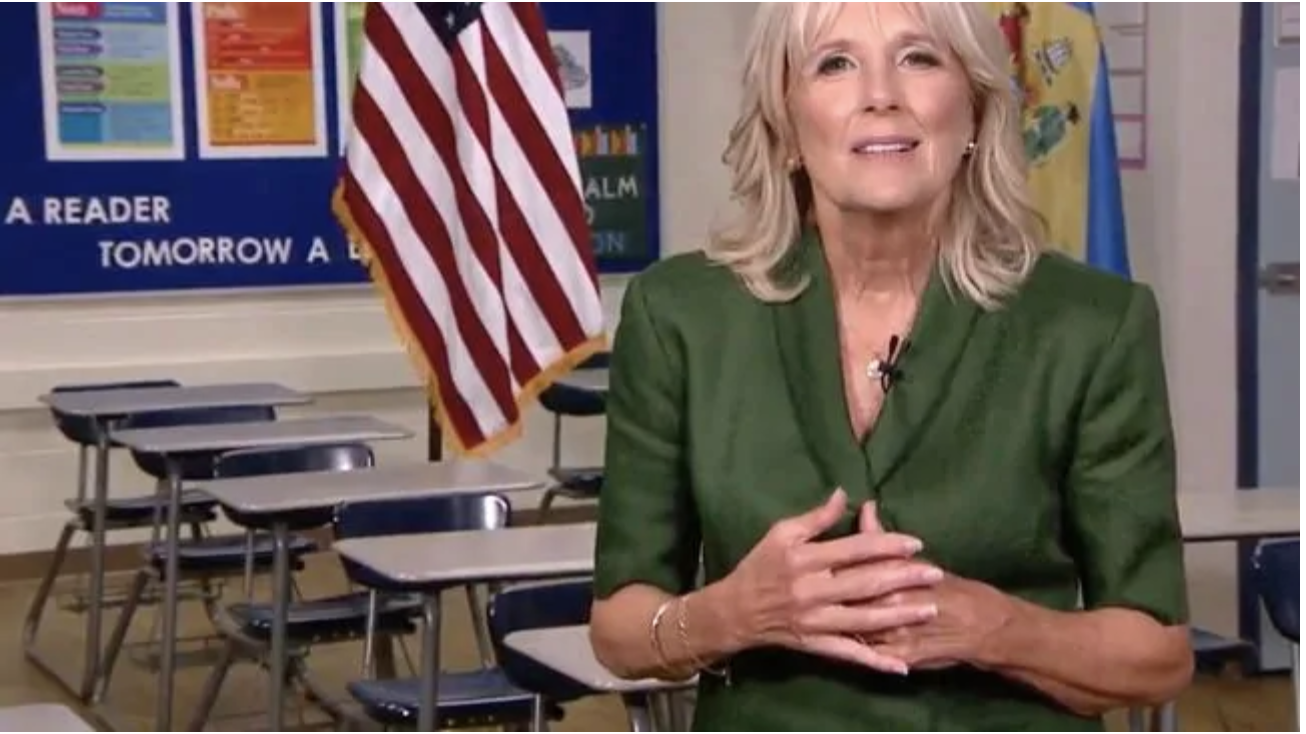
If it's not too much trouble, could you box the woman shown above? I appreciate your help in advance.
[589,3,1193,731]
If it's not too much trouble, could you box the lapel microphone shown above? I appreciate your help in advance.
[866,334,908,394]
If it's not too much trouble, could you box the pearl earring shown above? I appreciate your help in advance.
[964,140,977,156]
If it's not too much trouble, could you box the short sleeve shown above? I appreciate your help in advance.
[591,275,701,600]
[1064,284,1189,626]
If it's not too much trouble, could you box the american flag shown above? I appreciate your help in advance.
[334,2,606,455]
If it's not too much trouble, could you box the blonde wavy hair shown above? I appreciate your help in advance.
[706,2,1045,309]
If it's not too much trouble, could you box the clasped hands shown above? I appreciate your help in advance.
[722,488,1016,676]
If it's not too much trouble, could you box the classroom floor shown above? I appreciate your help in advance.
[4,550,1297,732]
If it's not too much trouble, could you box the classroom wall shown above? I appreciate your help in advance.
[0,3,1246,636]
[1117,2,1244,639]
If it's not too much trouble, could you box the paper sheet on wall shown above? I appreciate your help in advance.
[1095,2,1148,168]
[1276,3,1300,45]
[1270,66,1299,181]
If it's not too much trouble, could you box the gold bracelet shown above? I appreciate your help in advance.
[649,598,676,670]
[675,591,730,680]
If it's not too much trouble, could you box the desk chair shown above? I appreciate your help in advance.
[538,353,608,520]
[488,579,596,730]
[340,493,546,731]
[24,379,225,702]
[490,579,689,732]
[95,404,319,702]
[188,443,425,731]
[1254,538,1299,728]
[23,381,219,656]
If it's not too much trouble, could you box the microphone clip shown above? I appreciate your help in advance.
[866,334,908,393]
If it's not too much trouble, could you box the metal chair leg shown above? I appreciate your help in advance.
[94,568,149,702]
[669,690,694,731]
[537,488,558,522]
[653,691,677,730]
[1293,643,1300,731]
[374,634,399,679]
[361,590,381,678]
[188,638,238,730]
[23,521,77,650]
[1152,701,1178,731]
[293,653,366,730]
[466,585,494,668]
[623,692,655,732]
[530,695,548,731]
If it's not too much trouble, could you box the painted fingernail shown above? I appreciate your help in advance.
[920,604,939,619]
[922,566,944,582]
[906,539,924,553]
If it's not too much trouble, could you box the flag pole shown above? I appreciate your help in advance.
[427,405,443,462]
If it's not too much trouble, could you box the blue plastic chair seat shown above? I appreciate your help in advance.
[539,355,609,418]
[226,592,421,643]
[1191,627,1250,654]
[539,383,607,416]
[73,489,218,527]
[144,533,318,574]
[548,467,604,497]
[347,670,536,728]
[1254,539,1299,644]
[1190,626,1252,670]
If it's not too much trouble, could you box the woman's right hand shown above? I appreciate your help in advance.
[718,488,943,674]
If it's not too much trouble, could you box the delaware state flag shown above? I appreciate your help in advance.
[985,2,1131,277]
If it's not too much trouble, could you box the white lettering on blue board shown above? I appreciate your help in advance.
[43,196,171,225]
[307,237,330,263]
[5,197,32,224]
[98,237,294,269]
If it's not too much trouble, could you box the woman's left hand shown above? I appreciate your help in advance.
[860,573,1017,670]
[852,503,1019,671]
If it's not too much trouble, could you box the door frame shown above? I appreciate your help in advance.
[1234,1,1287,675]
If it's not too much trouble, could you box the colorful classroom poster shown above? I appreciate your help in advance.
[574,124,649,260]
[334,1,367,153]
[549,30,593,110]
[192,2,327,159]
[37,2,185,161]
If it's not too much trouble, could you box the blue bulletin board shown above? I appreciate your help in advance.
[0,2,660,298]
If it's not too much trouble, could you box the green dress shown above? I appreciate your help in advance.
[592,232,1189,731]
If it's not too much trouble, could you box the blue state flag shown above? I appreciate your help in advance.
[985,2,1132,278]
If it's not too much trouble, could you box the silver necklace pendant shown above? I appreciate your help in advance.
[866,358,888,379]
